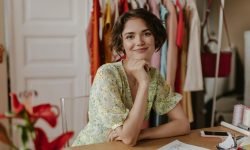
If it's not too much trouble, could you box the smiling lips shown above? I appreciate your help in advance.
[134,48,148,53]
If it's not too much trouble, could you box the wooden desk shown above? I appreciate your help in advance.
[70,126,242,150]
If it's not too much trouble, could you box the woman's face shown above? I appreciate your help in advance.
[122,18,155,63]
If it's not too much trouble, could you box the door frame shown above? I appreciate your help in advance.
[4,0,17,92]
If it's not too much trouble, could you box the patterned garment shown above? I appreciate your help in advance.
[72,61,182,146]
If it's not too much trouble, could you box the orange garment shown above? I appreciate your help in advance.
[180,22,193,122]
[88,0,101,83]
[102,0,113,63]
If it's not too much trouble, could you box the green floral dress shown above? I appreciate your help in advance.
[72,61,182,146]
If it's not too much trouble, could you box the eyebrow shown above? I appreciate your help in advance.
[123,29,151,36]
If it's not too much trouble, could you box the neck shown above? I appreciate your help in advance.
[122,60,137,85]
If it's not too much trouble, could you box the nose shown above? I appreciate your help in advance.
[135,35,145,46]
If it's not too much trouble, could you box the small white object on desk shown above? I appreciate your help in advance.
[242,107,250,127]
[217,133,235,149]
[158,140,209,150]
[220,121,250,136]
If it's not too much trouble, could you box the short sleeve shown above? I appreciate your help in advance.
[91,64,129,130]
[153,73,182,115]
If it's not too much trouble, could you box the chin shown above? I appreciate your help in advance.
[134,56,151,61]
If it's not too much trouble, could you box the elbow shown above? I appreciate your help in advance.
[121,137,137,146]
[182,118,191,134]
[114,126,139,146]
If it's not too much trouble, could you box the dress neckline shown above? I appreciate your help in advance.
[118,60,134,106]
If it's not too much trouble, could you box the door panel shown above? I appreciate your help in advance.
[6,0,91,139]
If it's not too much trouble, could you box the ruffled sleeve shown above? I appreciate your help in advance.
[153,73,182,115]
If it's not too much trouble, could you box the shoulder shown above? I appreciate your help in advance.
[91,62,125,94]
[96,62,122,76]
[93,62,124,84]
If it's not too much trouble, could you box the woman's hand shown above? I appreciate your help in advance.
[108,128,122,142]
[125,59,150,85]
[108,126,138,146]
[108,130,119,142]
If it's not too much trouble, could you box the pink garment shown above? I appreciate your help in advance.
[164,0,178,89]
[148,0,161,69]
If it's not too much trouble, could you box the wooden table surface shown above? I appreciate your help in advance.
[69,126,242,150]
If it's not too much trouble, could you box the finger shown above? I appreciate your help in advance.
[111,132,118,142]
[115,136,122,141]
[108,130,112,141]
[144,64,150,72]
[108,130,114,142]
[137,60,150,72]
[108,130,118,142]
[108,129,112,135]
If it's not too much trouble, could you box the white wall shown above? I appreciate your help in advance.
[0,0,10,148]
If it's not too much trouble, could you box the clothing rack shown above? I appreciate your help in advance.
[210,0,225,127]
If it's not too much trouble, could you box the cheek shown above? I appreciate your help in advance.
[148,38,156,49]
[123,41,133,51]
[151,38,156,47]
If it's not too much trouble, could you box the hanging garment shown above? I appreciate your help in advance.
[163,0,178,89]
[137,0,147,8]
[119,0,129,15]
[174,15,193,122]
[175,47,182,93]
[160,4,169,79]
[130,0,140,9]
[183,0,203,91]
[148,0,161,69]
[111,0,123,62]
[176,0,184,48]
[180,19,193,122]
[87,0,101,83]
[102,0,113,64]
[113,0,120,22]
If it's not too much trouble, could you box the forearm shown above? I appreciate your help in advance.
[139,103,190,140]
[139,117,190,140]
[116,83,149,145]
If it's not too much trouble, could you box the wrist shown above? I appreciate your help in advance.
[138,129,148,140]
[138,80,149,87]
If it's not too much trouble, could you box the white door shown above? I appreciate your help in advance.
[5,0,91,140]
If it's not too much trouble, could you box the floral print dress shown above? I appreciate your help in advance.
[72,61,182,146]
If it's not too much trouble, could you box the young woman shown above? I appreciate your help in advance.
[72,8,190,147]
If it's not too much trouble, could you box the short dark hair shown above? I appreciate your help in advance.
[111,8,166,55]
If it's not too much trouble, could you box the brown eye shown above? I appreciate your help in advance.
[144,31,152,37]
[125,35,134,40]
